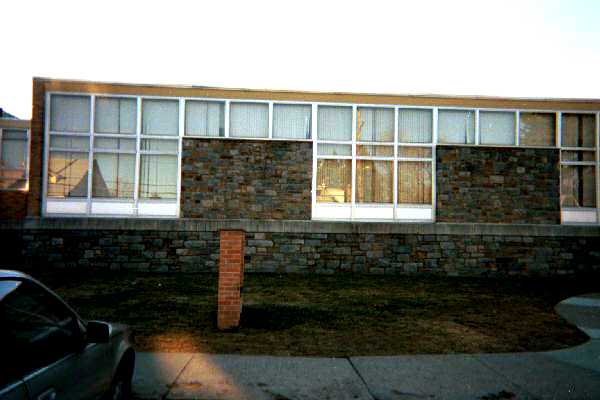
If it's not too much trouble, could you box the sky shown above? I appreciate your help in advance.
[1,0,600,119]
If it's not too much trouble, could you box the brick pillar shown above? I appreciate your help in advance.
[218,230,245,330]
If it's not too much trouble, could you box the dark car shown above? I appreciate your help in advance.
[0,270,135,400]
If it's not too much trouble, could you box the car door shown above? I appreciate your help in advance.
[1,279,109,400]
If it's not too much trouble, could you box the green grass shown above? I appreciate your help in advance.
[30,271,597,356]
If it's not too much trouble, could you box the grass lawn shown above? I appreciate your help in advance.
[31,271,597,356]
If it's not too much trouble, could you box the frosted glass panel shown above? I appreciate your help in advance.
[318,106,352,141]
[185,100,224,137]
[273,104,311,139]
[47,151,89,198]
[51,95,90,133]
[229,102,269,138]
[356,160,393,203]
[1,130,27,169]
[92,153,135,198]
[94,137,136,151]
[95,97,136,134]
[142,99,179,136]
[139,155,178,199]
[398,109,432,143]
[480,111,515,145]
[519,112,555,146]
[141,139,178,153]
[318,144,352,156]
[316,159,352,203]
[438,110,475,144]
[50,135,90,150]
[356,107,393,142]
[561,113,596,148]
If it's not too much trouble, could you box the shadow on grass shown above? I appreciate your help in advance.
[238,304,336,331]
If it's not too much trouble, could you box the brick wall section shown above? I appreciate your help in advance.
[2,226,598,276]
[0,192,27,219]
[436,146,560,224]
[218,230,245,330]
[27,78,46,217]
[181,139,312,220]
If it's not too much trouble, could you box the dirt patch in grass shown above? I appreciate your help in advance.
[30,271,596,356]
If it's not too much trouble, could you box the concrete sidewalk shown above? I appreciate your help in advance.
[132,294,600,400]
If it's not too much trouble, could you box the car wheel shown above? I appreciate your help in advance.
[107,361,133,400]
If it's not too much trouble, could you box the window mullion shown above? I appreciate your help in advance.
[86,96,95,213]
[134,97,142,213]
[393,108,398,220]
[351,105,357,218]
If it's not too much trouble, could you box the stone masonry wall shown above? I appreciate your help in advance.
[1,220,598,276]
[436,146,560,224]
[181,139,312,220]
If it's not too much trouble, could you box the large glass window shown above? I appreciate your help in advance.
[560,113,597,214]
[480,111,515,145]
[318,106,352,141]
[46,94,180,216]
[229,102,269,138]
[356,107,394,142]
[185,100,224,137]
[356,160,393,203]
[398,109,432,143]
[142,99,179,136]
[316,159,351,203]
[273,104,311,139]
[519,112,555,146]
[0,129,28,190]
[438,110,475,144]
[50,95,90,133]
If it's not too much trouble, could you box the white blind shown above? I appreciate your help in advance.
[185,100,224,137]
[95,97,136,134]
[142,99,179,136]
[438,110,475,144]
[318,106,352,141]
[50,95,90,133]
[273,104,311,139]
[357,107,394,142]
[229,102,269,138]
[398,109,432,143]
[480,111,515,145]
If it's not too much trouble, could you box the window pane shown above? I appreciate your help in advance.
[47,151,88,198]
[94,97,136,134]
[49,135,90,150]
[438,110,475,144]
[229,102,269,138]
[356,160,393,203]
[318,106,352,141]
[398,109,432,143]
[92,153,135,198]
[185,100,224,137]
[316,159,351,203]
[356,107,394,142]
[0,172,26,190]
[561,151,595,162]
[561,113,596,148]
[398,161,432,204]
[141,139,178,153]
[50,95,90,133]
[273,104,312,139]
[1,130,27,169]
[561,165,596,208]
[480,111,515,145]
[398,147,432,158]
[140,155,177,199]
[356,145,394,157]
[142,99,179,136]
[317,144,351,156]
[519,112,555,146]
[94,137,136,151]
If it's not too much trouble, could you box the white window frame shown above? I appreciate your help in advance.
[44,92,181,218]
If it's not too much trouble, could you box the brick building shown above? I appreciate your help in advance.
[0,77,598,275]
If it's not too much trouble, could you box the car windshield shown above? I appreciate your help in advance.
[0,280,21,302]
